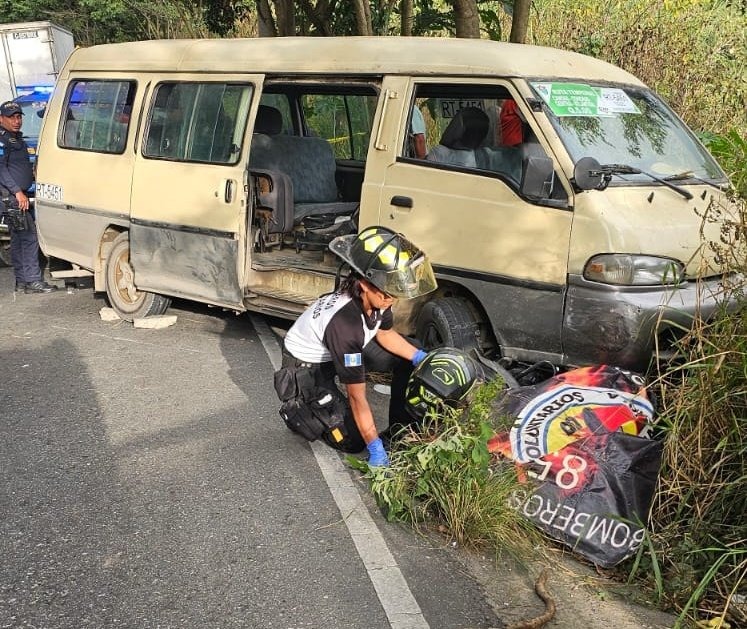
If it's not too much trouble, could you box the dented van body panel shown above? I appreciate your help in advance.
[563,274,730,370]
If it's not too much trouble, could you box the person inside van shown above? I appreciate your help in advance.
[409,106,427,159]
[499,99,524,146]
[275,226,437,467]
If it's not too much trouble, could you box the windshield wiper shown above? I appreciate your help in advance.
[573,157,695,200]
[663,170,725,191]
[603,164,693,200]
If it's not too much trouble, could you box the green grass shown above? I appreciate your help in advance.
[349,378,540,556]
[634,288,747,626]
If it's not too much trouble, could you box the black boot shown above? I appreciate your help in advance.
[14,281,27,292]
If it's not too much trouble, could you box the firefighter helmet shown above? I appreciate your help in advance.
[329,226,437,299]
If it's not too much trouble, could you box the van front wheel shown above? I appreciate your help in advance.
[105,232,171,321]
[416,297,480,351]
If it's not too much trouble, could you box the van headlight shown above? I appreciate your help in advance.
[584,254,685,286]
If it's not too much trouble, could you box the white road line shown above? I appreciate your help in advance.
[251,314,430,629]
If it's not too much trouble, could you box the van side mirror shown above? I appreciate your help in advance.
[520,155,555,200]
[37,107,46,119]
[573,156,604,190]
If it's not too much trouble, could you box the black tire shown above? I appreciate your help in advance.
[0,238,10,267]
[105,232,171,321]
[416,297,480,351]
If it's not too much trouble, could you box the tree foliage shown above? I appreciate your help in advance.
[0,1,529,43]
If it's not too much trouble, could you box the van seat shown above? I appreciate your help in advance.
[475,146,522,183]
[255,104,283,135]
[426,106,489,168]
[250,133,358,222]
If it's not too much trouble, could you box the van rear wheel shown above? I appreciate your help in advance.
[416,297,480,351]
[105,232,171,321]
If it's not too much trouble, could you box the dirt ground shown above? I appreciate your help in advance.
[458,547,676,629]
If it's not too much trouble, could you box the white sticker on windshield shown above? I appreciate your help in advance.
[597,88,640,115]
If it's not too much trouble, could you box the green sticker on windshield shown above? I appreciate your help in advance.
[531,82,640,117]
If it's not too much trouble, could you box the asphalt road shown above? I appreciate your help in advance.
[0,266,676,629]
[0,267,504,629]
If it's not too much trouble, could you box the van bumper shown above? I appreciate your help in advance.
[563,274,739,371]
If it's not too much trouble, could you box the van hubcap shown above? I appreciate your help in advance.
[114,254,138,303]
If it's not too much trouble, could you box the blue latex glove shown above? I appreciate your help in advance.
[412,349,428,366]
[366,437,390,467]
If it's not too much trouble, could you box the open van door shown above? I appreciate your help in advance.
[130,76,260,309]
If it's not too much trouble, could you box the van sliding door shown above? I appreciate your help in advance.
[130,75,261,308]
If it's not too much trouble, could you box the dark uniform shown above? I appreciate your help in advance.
[279,290,418,453]
[0,100,54,292]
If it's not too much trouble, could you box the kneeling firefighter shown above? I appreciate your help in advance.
[274,226,438,467]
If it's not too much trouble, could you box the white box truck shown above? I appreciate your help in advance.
[0,21,74,103]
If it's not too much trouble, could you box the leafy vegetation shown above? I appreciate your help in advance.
[349,378,539,554]
[702,131,747,199]
[629,143,746,626]
[530,0,747,139]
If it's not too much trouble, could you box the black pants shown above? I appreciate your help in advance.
[281,351,367,453]
[280,339,417,452]
[9,207,43,284]
[361,338,418,432]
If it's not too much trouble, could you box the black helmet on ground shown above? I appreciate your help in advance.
[405,347,484,420]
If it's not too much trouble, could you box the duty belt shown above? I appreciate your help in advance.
[282,349,316,369]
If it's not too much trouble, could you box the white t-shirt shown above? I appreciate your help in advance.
[284,292,393,384]
[411,106,426,135]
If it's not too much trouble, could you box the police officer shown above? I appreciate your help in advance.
[276,226,437,467]
[0,100,56,293]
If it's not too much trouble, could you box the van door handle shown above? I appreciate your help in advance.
[374,89,397,151]
[224,179,235,203]
[390,195,413,208]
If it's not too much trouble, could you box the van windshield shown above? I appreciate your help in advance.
[530,81,726,185]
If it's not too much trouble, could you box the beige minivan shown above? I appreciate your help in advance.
[34,37,736,371]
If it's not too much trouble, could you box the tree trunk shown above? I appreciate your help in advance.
[400,0,414,36]
[509,0,531,44]
[256,0,277,36]
[299,0,334,35]
[274,0,296,36]
[351,0,373,35]
[450,0,480,38]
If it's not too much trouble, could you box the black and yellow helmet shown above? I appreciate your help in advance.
[329,226,437,299]
[405,347,482,420]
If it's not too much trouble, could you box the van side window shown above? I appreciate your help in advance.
[258,93,293,134]
[300,93,377,161]
[143,82,253,164]
[405,84,566,202]
[60,80,136,153]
